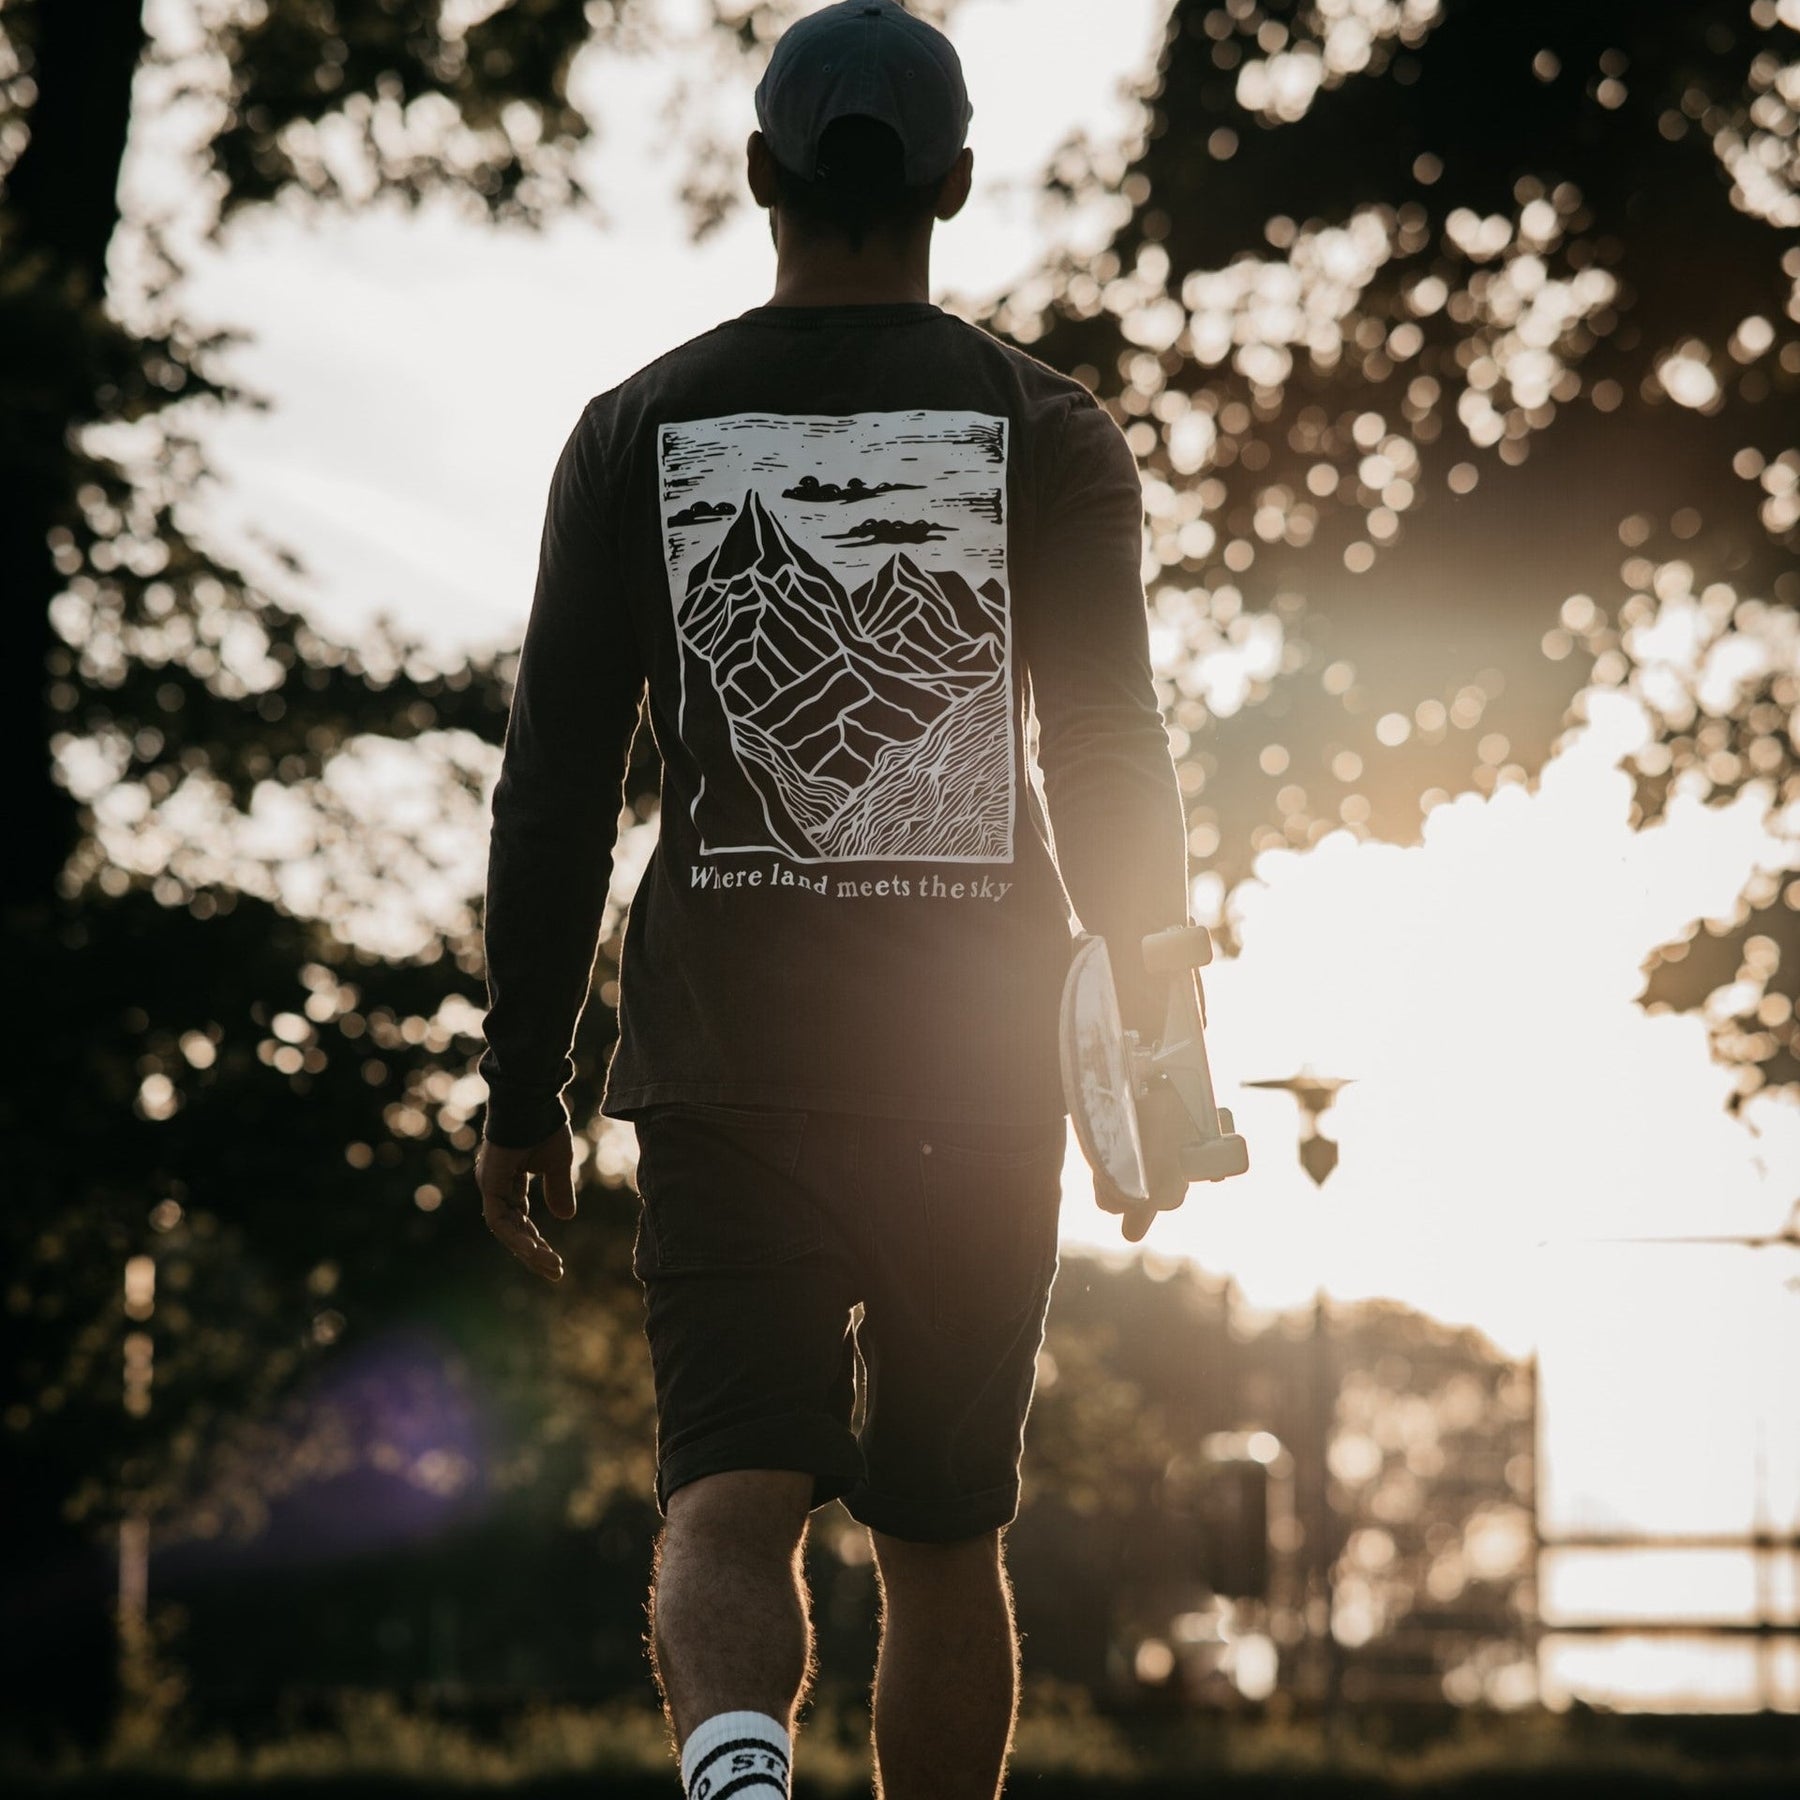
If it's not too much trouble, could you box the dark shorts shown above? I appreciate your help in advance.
[629,1102,1067,1543]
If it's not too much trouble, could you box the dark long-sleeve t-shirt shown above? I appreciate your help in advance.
[479,299,1188,1147]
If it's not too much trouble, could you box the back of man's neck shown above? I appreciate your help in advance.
[765,244,933,308]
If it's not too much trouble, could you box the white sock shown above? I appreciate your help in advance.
[679,1709,791,1799]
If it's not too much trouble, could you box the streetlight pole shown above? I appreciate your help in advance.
[1244,1067,1354,1728]
[119,1251,155,1737]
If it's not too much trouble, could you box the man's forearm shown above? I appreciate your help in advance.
[1024,391,1191,1036]
[478,397,642,1147]
[1041,712,1189,1039]
[478,800,618,1147]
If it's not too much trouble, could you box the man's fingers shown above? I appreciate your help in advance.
[490,1214,564,1282]
[1093,1169,1151,1217]
[1090,1166,1183,1243]
[1120,1204,1156,1244]
[476,1128,575,1280]
[1091,1171,1130,1215]
[537,1149,577,1222]
[482,1189,564,1282]
[1096,1179,1158,1241]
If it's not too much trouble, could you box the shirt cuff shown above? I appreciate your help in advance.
[481,1083,568,1149]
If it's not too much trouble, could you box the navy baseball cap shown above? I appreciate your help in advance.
[754,1,974,187]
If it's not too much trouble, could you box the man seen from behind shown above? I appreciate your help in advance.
[476,4,1191,1795]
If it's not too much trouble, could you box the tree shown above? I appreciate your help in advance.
[976,0,1800,1100]
[0,0,841,1747]
[1004,1258,1534,1710]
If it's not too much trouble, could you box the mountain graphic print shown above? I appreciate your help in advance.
[657,410,1015,863]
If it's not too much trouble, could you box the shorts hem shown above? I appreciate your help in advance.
[657,1413,865,1516]
[840,1479,1020,1544]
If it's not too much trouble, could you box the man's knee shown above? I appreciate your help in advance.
[870,1526,1004,1593]
[662,1468,815,1556]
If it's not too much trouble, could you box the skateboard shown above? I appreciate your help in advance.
[1059,925,1251,1208]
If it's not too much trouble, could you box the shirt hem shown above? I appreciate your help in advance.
[602,1078,1066,1128]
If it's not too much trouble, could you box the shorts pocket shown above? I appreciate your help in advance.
[632,1103,815,1275]
[917,1123,1066,1341]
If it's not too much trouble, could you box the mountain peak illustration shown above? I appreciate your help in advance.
[703,488,806,581]
[672,486,1012,859]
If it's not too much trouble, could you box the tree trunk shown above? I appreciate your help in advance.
[2,0,148,913]
[0,0,151,1746]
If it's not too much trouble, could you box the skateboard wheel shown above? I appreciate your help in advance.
[1142,924,1213,975]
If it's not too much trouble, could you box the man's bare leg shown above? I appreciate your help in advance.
[647,1469,816,1778]
[868,1528,1019,1800]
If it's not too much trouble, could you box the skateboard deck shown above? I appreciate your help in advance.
[1059,934,1151,1202]
[1059,926,1251,1214]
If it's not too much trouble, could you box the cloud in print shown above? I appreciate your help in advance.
[669,498,738,526]
[782,474,922,505]
[821,517,952,546]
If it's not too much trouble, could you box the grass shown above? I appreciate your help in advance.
[5,1682,1799,1797]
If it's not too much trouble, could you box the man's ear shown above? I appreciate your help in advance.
[934,146,974,223]
[746,129,780,209]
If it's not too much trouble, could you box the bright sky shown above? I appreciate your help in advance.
[119,0,1800,1710]
[127,0,1157,652]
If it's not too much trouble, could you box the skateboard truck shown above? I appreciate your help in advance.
[1059,924,1251,1209]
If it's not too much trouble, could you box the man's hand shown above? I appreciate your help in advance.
[1092,1165,1185,1243]
[476,1123,578,1282]
[1091,1082,1188,1243]
[1093,1167,1155,1243]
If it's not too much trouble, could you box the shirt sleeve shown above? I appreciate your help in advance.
[478,401,646,1147]
[1021,391,1190,1041]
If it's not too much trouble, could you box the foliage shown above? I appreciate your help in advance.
[1016,1259,1534,1710]
[975,0,1800,1103]
[0,0,805,1743]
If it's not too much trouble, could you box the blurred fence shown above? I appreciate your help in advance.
[1536,1240,1800,1711]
